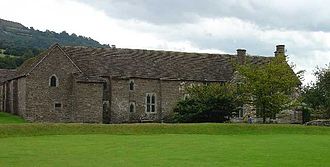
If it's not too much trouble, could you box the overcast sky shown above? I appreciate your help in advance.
[1,0,329,84]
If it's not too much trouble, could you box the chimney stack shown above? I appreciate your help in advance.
[274,45,285,56]
[236,49,246,64]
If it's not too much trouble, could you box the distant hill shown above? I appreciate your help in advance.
[0,18,110,68]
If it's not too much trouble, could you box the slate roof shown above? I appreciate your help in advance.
[0,69,16,84]
[62,46,273,82]
[15,50,48,78]
[10,44,274,82]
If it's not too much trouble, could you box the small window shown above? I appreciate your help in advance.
[145,93,156,113]
[49,75,58,87]
[54,102,62,111]
[55,103,61,108]
[129,80,134,91]
[129,102,135,113]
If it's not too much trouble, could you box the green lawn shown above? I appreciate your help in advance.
[1,134,329,167]
[0,113,329,166]
[0,112,26,124]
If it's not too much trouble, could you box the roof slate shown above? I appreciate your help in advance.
[10,44,274,82]
[0,69,16,83]
[15,48,49,77]
[62,46,273,82]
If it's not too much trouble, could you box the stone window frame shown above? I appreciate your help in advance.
[183,93,190,100]
[145,93,156,113]
[54,102,62,111]
[129,79,135,91]
[129,102,136,113]
[238,110,243,118]
[49,74,59,87]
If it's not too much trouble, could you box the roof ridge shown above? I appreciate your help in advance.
[62,45,274,58]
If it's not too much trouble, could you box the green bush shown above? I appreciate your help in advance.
[174,83,238,123]
[303,65,330,119]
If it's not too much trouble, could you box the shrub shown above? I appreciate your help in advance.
[173,83,238,123]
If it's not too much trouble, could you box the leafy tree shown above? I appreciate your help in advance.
[174,83,237,123]
[0,55,25,69]
[0,18,110,68]
[303,65,330,119]
[235,54,302,123]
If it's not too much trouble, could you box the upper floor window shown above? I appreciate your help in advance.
[129,80,134,91]
[146,93,156,113]
[49,75,58,87]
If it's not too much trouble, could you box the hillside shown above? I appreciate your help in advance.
[0,18,110,68]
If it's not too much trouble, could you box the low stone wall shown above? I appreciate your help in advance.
[305,120,330,126]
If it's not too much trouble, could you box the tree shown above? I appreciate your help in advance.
[303,65,330,119]
[173,83,238,123]
[0,19,110,69]
[236,54,302,123]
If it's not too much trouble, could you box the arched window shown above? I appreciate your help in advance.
[129,102,135,113]
[129,80,134,91]
[49,75,58,87]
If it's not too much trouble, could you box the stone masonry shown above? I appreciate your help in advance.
[0,44,302,123]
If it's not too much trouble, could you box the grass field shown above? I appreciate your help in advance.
[0,112,26,124]
[0,112,329,167]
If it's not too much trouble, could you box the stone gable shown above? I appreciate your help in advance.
[24,46,81,122]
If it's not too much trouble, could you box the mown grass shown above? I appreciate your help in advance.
[0,123,329,138]
[0,112,26,124]
[0,112,329,166]
[1,134,329,167]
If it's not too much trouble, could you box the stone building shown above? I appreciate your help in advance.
[0,44,300,123]
[0,69,16,112]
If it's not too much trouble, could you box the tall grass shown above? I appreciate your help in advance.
[0,123,329,138]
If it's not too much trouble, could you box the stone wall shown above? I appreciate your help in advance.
[3,83,8,112]
[17,77,26,118]
[276,110,302,124]
[159,80,184,122]
[110,79,130,123]
[111,78,177,123]
[12,79,18,115]
[110,78,197,123]
[5,80,14,114]
[73,82,103,123]
[24,46,80,122]
[0,85,3,111]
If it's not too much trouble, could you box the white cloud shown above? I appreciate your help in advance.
[0,0,329,85]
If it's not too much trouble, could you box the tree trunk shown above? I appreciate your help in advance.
[263,114,266,123]
[261,104,266,123]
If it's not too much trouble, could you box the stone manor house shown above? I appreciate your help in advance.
[0,44,301,123]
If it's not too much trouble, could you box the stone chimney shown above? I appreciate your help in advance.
[237,49,246,64]
[274,45,285,56]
